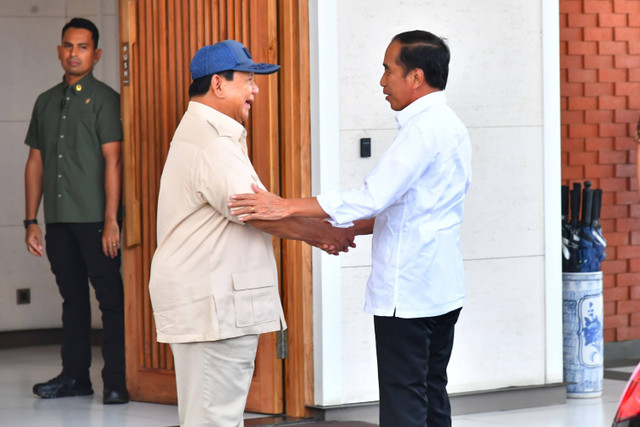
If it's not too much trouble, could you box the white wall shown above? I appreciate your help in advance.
[311,0,562,404]
[0,0,119,331]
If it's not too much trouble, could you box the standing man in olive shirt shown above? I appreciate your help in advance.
[23,18,128,404]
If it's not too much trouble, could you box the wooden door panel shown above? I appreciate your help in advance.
[119,0,283,413]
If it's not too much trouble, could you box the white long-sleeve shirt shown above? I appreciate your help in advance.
[317,91,471,318]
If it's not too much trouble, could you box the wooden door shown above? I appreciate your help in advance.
[118,0,312,417]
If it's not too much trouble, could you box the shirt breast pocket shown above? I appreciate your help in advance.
[76,107,97,128]
[72,110,100,154]
[231,269,278,327]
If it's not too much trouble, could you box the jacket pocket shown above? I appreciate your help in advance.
[231,268,278,327]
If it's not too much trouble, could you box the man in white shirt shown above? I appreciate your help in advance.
[229,30,471,427]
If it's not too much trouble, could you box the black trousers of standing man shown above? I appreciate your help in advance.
[374,308,461,427]
[45,223,126,390]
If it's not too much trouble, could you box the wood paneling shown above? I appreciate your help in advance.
[118,0,311,416]
[278,0,313,418]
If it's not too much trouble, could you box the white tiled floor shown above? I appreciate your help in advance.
[0,345,179,427]
[0,345,632,426]
[451,380,626,427]
[454,365,631,427]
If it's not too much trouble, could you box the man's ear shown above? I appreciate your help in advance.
[410,68,425,88]
[210,74,226,99]
[94,48,102,64]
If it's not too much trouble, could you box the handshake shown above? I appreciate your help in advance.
[302,219,356,256]
[228,184,362,256]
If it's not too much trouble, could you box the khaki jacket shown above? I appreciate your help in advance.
[149,101,286,343]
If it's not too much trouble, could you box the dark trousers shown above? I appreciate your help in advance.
[374,308,461,427]
[45,223,125,389]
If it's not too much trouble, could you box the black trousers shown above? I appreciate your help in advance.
[45,223,125,390]
[374,308,461,427]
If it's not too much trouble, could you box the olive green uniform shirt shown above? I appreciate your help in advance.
[24,72,122,223]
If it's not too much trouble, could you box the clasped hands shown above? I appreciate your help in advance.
[228,184,355,256]
[305,220,356,256]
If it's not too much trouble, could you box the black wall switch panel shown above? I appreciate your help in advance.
[360,138,371,158]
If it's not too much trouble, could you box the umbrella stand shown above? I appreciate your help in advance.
[562,180,605,398]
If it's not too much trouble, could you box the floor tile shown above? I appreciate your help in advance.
[0,345,634,426]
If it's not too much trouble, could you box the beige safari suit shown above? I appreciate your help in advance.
[149,101,286,426]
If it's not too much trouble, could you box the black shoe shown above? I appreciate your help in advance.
[33,374,93,398]
[103,388,129,404]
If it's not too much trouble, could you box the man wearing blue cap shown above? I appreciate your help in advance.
[148,40,355,426]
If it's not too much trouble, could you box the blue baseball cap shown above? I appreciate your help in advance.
[190,40,280,79]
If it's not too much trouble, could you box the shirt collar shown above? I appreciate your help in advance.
[187,100,247,142]
[63,72,97,96]
[395,91,447,129]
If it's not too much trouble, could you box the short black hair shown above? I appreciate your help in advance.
[62,18,100,49]
[391,30,450,90]
[188,70,235,98]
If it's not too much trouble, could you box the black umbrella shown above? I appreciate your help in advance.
[578,182,595,272]
[562,185,572,272]
[566,182,582,272]
[590,188,606,271]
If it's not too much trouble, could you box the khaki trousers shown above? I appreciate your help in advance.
[170,335,259,427]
